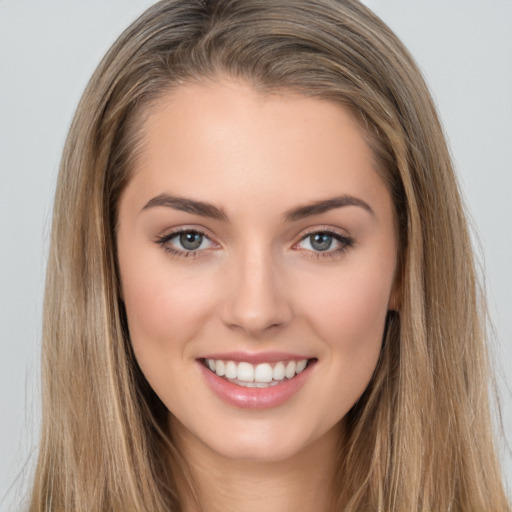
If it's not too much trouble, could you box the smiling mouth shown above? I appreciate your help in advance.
[201,358,317,388]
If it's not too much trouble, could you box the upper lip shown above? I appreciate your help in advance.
[199,351,314,364]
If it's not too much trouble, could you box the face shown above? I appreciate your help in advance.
[117,79,398,463]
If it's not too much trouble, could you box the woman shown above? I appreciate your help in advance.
[28,0,511,510]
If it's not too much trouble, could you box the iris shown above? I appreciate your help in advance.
[310,233,333,251]
[180,232,203,250]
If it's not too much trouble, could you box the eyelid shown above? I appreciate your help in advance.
[292,226,354,256]
[154,225,220,257]
[294,225,351,243]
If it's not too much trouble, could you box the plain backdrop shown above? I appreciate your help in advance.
[1,1,511,509]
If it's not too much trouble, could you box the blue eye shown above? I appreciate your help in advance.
[156,229,215,256]
[179,231,204,250]
[309,233,333,251]
[296,230,353,255]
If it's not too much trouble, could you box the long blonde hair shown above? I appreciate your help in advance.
[30,1,510,510]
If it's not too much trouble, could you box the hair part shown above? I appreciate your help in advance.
[31,1,510,510]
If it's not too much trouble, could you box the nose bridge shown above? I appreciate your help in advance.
[221,242,291,335]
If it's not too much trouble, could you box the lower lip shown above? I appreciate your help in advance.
[198,360,316,410]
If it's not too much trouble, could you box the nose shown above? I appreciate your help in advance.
[220,248,293,337]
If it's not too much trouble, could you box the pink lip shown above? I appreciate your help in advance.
[197,358,316,410]
[200,351,311,364]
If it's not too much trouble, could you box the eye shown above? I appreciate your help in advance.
[155,229,216,256]
[178,231,206,251]
[307,233,335,251]
[295,230,353,256]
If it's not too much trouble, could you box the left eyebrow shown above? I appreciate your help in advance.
[284,195,375,222]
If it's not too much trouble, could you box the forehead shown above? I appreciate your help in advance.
[122,79,392,221]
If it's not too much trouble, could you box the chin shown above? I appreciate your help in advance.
[184,414,342,466]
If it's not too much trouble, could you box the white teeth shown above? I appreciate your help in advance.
[296,359,307,373]
[254,363,273,383]
[205,358,310,384]
[225,361,237,379]
[215,360,225,377]
[233,379,281,388]
[285,361,297,379]
[237,362,255,382]
[273,362,286,381]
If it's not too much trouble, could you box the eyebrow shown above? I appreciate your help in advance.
[141,193,374,221]
[284,195,375,221]
[142,194,228,221]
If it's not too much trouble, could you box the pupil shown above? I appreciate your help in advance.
[311,233,332,251]
[180,232,202,250]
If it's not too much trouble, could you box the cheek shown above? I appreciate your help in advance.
[295,265,392,421]
[306,263,390,324]
[295,254,394,375]
[119,253,224,415]
[118,244,218,362]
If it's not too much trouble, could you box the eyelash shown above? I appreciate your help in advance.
[154,227,354,260]
[294,228,354,259]
[155,228,213,259]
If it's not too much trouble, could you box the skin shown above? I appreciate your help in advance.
[117,78,398,511]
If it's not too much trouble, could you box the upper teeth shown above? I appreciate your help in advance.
[205,359,308,383]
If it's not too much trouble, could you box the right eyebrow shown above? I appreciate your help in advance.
[141,194,228,221]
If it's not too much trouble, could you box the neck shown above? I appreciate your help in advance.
[171,421,342,512]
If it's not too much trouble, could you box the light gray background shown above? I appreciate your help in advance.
[1,1,511,509]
